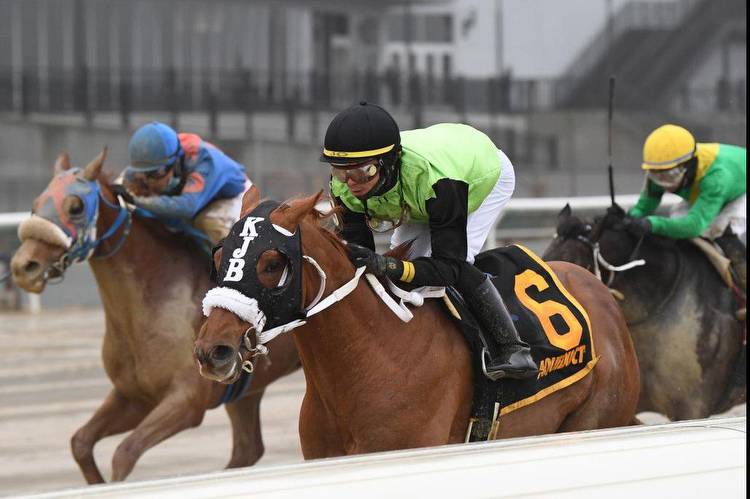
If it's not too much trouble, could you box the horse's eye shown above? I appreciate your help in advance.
[264,261,282,273]
[66,196,84,217]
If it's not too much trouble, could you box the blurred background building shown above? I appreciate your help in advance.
[0,0,745,208]
[0,0,746,307]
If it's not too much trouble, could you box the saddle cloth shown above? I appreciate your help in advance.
[445,244,598,441]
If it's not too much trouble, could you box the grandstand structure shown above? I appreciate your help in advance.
[0,0,745,207]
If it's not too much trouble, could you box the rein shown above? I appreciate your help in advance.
[573,230,685,321]
[576,234,646,287]
[230,262,367,374]
[210,251,442,375]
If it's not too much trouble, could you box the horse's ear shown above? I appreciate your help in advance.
[82,147,108,181]
[239,185,261,218]
[558,203,572,223]
[272,190,324,231]
[54,152,71,173]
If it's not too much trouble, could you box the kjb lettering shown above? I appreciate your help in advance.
[224,217,264,282]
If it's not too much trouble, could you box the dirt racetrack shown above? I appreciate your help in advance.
[0,308,744,496]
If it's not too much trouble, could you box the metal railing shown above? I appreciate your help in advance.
[560,0,701,88]
[1,66,743,121]
[0,192,688,314]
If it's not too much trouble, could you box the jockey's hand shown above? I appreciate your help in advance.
[347,243,403,279]
[623,216,652,238]
[109,184,135,205]
[606,203,626,219]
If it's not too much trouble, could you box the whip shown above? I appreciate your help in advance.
[607,75,616,206]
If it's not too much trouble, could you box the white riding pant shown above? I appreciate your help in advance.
[670,193,746,243]
[390,149,515,264]
[194,179,253,244]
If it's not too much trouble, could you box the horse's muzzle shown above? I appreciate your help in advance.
[194,344,242,384]
[11,255,48,293]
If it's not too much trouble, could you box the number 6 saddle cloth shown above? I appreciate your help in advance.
[444,244,598,442]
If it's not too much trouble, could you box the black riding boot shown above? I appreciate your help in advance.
[462,276,538,381]
[715,231,746,294]
[715,230,746,320]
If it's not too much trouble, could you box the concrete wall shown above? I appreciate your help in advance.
[0,116,326,212]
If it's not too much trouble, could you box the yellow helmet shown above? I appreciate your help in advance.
[642,124,696,171]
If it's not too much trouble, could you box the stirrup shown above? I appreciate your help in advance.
[481,347,505,381]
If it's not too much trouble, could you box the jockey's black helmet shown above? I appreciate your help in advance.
[320,101,401,165]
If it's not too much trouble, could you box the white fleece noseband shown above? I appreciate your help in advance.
[18,214,73,249]
[202,287,267,333]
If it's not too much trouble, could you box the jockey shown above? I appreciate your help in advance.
[122,122,251,244]
[321,102,538,380]
[627,124,746,293]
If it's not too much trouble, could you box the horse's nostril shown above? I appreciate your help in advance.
[23,261,41,275]
[210,345,235,365]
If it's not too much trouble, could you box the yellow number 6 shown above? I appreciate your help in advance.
[514,269,583,351]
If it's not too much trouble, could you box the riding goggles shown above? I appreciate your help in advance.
[647,164,687,190]
[330,159,379,184]
[124,163,174,183]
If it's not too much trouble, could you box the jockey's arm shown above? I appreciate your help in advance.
[392,179,469,287]
[133,154,246,220]
[628,179,664,218]
[334,196,376,251]
[646,172,728,239]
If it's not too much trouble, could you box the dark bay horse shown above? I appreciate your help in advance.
[194,191,639,458]
[10,150,300,483]
[543,205,745,420]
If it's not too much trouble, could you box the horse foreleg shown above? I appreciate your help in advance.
[71,389,148,484]
[110,390,206,481]
[299,390,346,459]
[224,389,265,468]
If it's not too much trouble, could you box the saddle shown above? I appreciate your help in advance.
[445,245,598,442]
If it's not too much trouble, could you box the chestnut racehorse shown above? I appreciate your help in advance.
[11,150,300,483]
[195,191,639,458]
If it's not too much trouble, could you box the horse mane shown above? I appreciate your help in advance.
[280,194,415,261]
[558,214,589,239]
[97,170,115,185]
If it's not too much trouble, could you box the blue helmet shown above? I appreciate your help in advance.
[127,122,182,172]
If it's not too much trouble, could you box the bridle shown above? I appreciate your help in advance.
[233,253,350,374]
[558,214,646,289]
[205,221,439,377]
[574,233,646,287]
[44,190,133,284]
[24,173,133,284]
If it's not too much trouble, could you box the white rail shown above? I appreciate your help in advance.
[20,416,746,499]
[1,194,681,230]
[0,194,682,314]
[0,211,28,229]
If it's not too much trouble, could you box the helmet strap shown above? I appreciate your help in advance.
[165,156,186,195]
[363,150,401,199]
[680,156,698,190]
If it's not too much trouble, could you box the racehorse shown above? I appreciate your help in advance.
[10,150,300,483]
[543,205,746,420]
[194,191,639,457]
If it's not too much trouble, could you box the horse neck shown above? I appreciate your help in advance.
[88,191,207,321]
[292,225,445,401]
[610,237,682,318]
